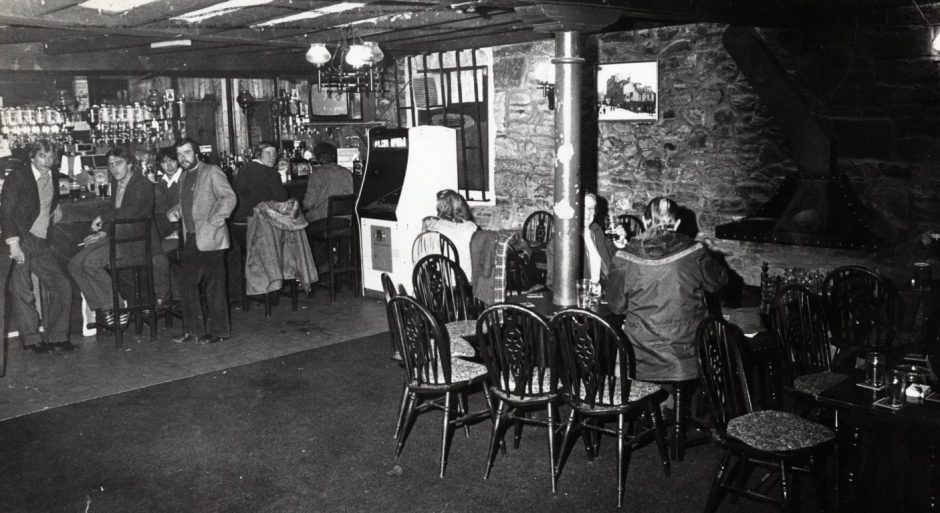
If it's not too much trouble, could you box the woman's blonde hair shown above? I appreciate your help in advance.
[436,189,474,223]
[643,196,680,231]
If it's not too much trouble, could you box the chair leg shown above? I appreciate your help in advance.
[513,409,525,449]
[650,404,671,477]
[241,255,250,312]
[617,413,626,508]
[328,239,336,303]
[674,384,686,461]
[456,392,470,438]
[290,279,298,311]
[484,400,508,480]
[546,402,557,493]
[395,391,420,457]
[704,451,735,513]
[393,380,409,440]
[439,391,454,478]
[555,409,578,478]
[582,418,599,460]
[264,292,272,317]
[780,462,797,513]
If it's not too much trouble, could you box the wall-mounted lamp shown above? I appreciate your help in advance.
[236,89,257,145]
[236,89,256,113]
[531,59,556,111]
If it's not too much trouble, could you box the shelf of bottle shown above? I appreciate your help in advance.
[302,121,386,128]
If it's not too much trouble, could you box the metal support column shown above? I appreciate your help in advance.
[551,31,583,307]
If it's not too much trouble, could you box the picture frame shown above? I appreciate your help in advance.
[310,88,350,118]
[597,61,658,122]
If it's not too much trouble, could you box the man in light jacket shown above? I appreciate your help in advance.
[167,138,236,344]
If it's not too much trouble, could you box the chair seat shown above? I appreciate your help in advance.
[491,373,557,402]
[445,320,477,357]
[412,357,488,388]
[727,410,835,452]
[573,378,664,406]
[793,371,850,396]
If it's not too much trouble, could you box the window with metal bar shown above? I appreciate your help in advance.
[397,49,494,204]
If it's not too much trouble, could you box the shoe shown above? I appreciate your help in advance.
[391,350,403,362]
[25,342,53,354]
[50,341,79,352]
[173,332,196,343]
[102,309,115,327]
[118,300,130,326]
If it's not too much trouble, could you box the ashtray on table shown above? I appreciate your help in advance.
[856,381,886,391]
[872,397,904,411]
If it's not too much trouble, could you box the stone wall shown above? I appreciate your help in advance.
[469,21,940,285]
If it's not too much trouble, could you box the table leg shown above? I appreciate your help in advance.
[839,424,863,512]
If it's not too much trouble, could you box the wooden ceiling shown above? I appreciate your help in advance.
[0,0,936,76]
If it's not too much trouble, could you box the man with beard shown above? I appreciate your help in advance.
[167,138,236,344]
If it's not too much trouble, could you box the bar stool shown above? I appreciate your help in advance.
[94,217,157,348]
[309,194,360,302]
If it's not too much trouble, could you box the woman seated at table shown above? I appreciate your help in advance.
[606,196,728,384]
[545,193,627,290]
[422,189,478,279]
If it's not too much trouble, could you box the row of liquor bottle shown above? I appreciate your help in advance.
[0,95,186,149]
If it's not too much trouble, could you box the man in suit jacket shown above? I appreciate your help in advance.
[68,147,170,324]
[0,140,74,353]
[167,138,236,344]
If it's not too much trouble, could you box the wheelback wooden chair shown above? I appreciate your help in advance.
[550,308,671,507]
[696,316,836,513]
[475,303,559,491]
[412,254,483,356]
[387,295,494,478]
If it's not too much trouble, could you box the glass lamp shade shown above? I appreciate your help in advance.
[364,41,384,64]
[345,44,372,68]
[531,59,554,85]
[932,30,940,53]
[306,43,332,66]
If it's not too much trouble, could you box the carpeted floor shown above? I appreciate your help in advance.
[0,332,790,513]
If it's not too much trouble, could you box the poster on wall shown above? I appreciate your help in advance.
[597,61,658,122]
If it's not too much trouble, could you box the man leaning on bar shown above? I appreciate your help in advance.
[0,139,75,353]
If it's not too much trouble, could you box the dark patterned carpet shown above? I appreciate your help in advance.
[0,332,793,513]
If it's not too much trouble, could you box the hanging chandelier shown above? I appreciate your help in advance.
[305,32,384,94]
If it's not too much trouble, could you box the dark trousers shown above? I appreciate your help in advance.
[180,237,230,338]
[8,235,72,345]
[1,254,11,375]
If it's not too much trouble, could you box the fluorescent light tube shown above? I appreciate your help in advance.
[150,39,193,49]
[252,2,364,27]
[172,0,273,23]
[79,0,160,12]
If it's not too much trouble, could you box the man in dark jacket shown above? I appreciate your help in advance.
[68,147,170,324]
[607,197,728,382]
[1,140,74,353]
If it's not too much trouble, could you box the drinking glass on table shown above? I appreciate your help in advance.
[885,369,906,407]
[864,352,886,387]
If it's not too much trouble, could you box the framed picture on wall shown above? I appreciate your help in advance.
[597,61,658,122]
